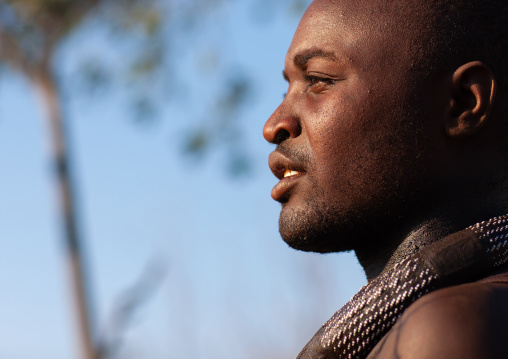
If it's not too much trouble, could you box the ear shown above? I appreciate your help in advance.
[446,61,497,138]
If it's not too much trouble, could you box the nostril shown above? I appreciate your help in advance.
[263,110,302,144]
[275,129,290,144]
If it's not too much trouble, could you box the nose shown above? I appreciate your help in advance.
[263,103,302,145]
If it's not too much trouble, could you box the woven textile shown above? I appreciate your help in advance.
[297,214,508,359]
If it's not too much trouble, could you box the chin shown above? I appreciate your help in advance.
[278,206,356,253]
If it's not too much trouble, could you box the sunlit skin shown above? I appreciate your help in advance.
[265,0,433,256]
[264,0,505,277]
[264,0,508,357]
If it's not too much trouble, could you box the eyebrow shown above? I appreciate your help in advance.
[282,49,339,82]
[294,49,339,69]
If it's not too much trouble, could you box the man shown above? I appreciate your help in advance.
[263,0,508,358]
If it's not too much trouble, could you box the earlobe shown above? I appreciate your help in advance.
[446,61,497,138]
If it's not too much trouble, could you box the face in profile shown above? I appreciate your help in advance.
[263,0,440,252]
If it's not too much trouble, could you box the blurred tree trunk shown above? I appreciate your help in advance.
[33,67,97,359]
[0,1,312,357]
[0,2,102,356]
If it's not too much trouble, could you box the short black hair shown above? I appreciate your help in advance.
[424,0,508,90]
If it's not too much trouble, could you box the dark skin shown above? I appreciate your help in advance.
[367,281,508,359]
[263,0,508,357]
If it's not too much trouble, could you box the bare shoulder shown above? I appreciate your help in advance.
[372,281,508,359]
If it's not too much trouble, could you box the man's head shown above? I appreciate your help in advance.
[263,0,508,254]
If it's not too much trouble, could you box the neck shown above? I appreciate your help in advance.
[356,200,508,281]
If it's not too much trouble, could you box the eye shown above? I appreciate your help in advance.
[305,75,336,87]
[304,75,337,93]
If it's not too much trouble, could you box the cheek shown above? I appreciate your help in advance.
[306,88,379,163]
[304,88,367,144]
[307,93,419,207]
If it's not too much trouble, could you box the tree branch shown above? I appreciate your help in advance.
[0,23,36,79]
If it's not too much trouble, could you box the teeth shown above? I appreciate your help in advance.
[284,169,301,178]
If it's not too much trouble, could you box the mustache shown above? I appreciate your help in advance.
[276,143,312,169]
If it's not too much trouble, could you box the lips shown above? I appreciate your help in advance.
[268,150,306,201]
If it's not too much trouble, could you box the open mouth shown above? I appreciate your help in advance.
[271,168,305,202]
[268,149,307,201]
[284,169,302,178]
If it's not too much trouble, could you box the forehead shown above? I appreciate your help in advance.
[285,0,427,72]
[302,0,419,27]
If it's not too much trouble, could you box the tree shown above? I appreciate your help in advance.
[0,0,311,358]
[0,1,195,358]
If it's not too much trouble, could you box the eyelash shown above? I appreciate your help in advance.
[282,75,337,98]
[305,75,336,88]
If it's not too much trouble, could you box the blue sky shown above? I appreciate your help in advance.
[0,2,366,358]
